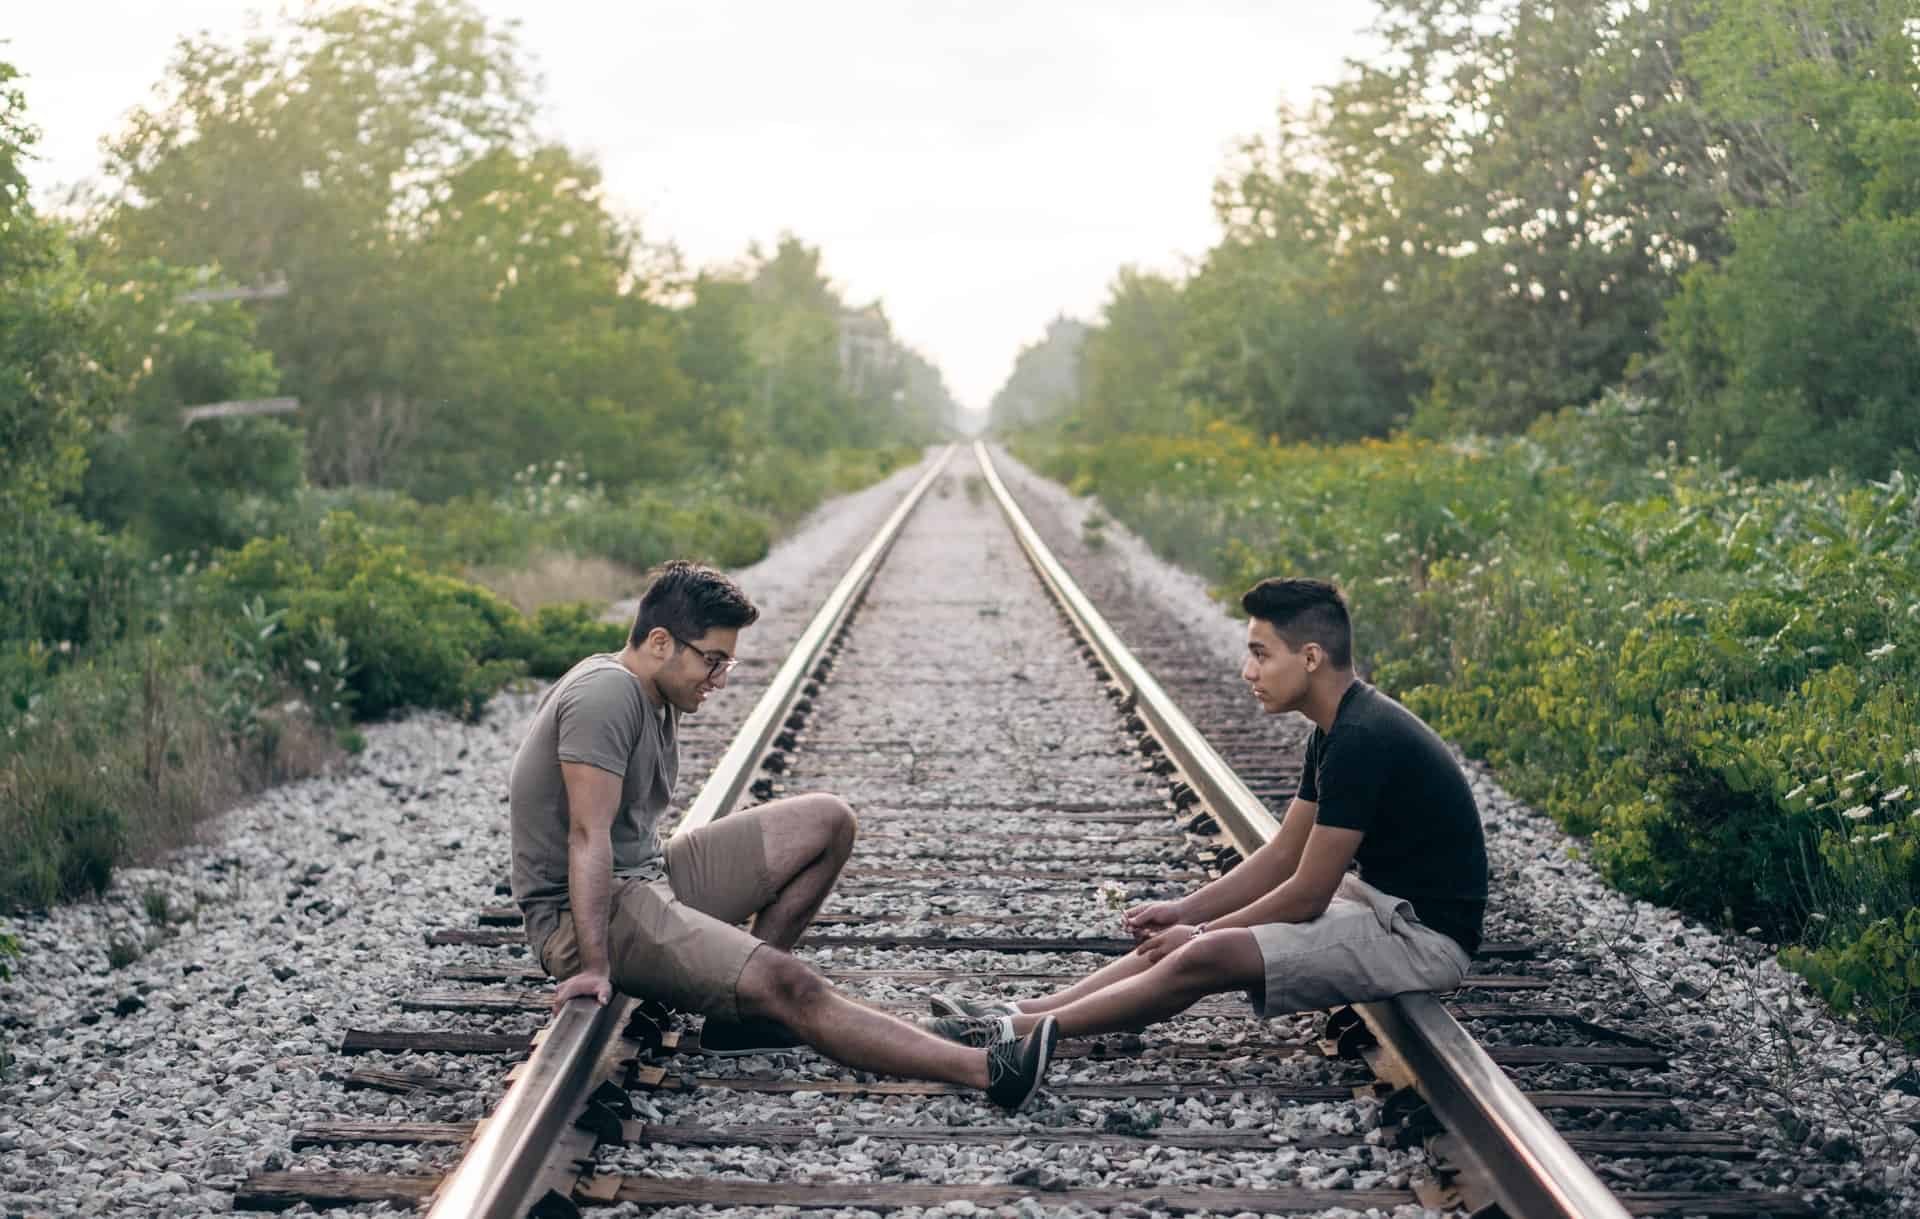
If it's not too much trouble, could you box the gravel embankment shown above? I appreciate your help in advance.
[991,443,1920,1216]
[594,449,1442,1218]
[0,453,941,1219]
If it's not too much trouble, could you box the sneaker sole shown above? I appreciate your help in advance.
[1007,1016,1059,1112]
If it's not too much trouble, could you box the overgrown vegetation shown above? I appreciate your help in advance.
[1018,412,1920,1042]
[990,0,1920,1045]
[1,3,947,913]
[996,0,1918,481]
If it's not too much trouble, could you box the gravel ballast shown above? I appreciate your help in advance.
[991,443,1920,1216]
[0,455,940,1219]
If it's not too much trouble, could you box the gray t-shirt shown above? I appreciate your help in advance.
[509,654,679,955]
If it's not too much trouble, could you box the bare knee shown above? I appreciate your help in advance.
[735,949,829,1023]
[818,794,857,858]
[1161,934,1243,992]
[796,792,856,861]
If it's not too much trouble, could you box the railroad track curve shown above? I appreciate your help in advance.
[235,441,1816,1218]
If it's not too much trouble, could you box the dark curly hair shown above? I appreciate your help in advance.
[629,560,759,647]
[1240,577,1352,669]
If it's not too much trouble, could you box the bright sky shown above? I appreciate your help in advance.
[6,1,1382,414]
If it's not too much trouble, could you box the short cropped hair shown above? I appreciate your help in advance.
[629,560,759,648]
[1240,577,1353,670]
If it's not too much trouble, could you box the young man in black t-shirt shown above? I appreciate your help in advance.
[924,577,1489,1043]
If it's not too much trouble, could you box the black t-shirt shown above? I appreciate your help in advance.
[1296,680,1488,954]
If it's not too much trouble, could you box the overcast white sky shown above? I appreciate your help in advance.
[7,2,1382,413]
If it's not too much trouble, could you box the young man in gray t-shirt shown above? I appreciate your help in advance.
[509,560,1057,1110]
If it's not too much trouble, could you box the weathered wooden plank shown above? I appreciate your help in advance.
[342,1067,469,1095]
[629,1123,1293,1151]
[632,1071,1359,1102]
[1486,1045,1667,1069]
[426,928,523,947]
[293,1121,475,1148]
[1564,1130,1754,1159]
[599,1178,1416,1212]
[1456,974,1553,990]
[1617,1190,1817,1216]
[1521,1089,1676,1113]
[401,989,549,1013]
[235,1171,436,1211]
[180,396,299,426]
[339,1028,529,1056]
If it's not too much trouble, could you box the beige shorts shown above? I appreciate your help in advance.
[1248,873,1471,1017]
[537,810,777,1023]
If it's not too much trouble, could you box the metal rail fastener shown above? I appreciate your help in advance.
[973,439,1631,1219]
[424,445,955,1219]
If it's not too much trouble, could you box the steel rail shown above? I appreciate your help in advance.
[424,445,956,1219]
[973,440,1631,1219]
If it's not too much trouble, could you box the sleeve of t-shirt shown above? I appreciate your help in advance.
[554,669,644,777]
[1308,725,1388,835]
[1296,729,1323,804]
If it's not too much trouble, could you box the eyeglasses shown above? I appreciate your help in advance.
[670,633,738,680]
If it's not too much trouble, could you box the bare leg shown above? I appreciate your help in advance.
[1015,949,1156,1014]
[739,948,989,1087]
[1009,930,1264,1039]
[746,794,857,949]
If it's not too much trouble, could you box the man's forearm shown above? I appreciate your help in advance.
[1210,876,1327,930]
[1178,837,1300,922]
[566,836,615,975]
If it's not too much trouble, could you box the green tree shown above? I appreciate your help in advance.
[76,261,303,554]
[989,316,1087,433]
[1075,268,1191,437]
[0,61,126,674]
[1658,0,1920,476]
[97,0,538,488]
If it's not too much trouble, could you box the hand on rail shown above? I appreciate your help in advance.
[1121,899,1184,942]
[1133,923,1203,963]
[552,970,612,1011]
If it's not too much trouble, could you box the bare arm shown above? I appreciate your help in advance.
[1124,798,1316,939]
[1210,821,1361,929]
[554,760,621,1007]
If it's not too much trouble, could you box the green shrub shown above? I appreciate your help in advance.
[1021,424,1920,1043]
[204,514,527,721]
[520,602,628,680]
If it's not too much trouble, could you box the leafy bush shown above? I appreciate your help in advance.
[1021,423,1920,1041]
[520,602,629,680]
[203,515,526,721]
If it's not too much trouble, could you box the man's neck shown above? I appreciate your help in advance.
[617,646,666,710]
[1302,671,1357,735]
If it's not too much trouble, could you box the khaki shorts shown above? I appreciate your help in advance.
[537,810,777,1023]
[1247,873,1471,1017]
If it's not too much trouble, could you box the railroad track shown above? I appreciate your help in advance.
[234,443,1816,1217]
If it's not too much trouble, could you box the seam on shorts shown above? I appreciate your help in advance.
[726,939,770,1022]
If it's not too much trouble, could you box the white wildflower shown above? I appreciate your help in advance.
[1842,805,1873,821]
[1882,786,1911,804]
[1845,770,1868,782]
[1810,912,1828,921]
[1785,784,1807,801]
[1871,832,1892,843]
[1907,749,1920,766]
[1866,642,1897,660]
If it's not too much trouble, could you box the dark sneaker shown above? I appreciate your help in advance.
[928,993,1021,1019]
[921,1013,1015,1047]
[985,1014,1059,1113]
[697,1017,807,1057]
